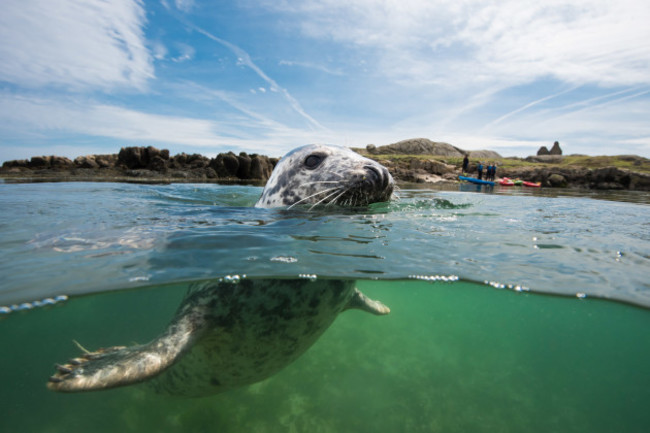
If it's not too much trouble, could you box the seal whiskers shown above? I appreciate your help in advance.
[287,186,341,210]
[47,144,395,397]
[255,144,394,208]
[309,187,347,210]
[325,187,350,207]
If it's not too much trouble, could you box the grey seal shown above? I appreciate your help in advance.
[47,144,393,396]
[255,144,394,208]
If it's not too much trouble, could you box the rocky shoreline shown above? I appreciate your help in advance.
[1,146,278,184]
[358,139,650,191]
[2,143,650,191]
[377,157,650,191]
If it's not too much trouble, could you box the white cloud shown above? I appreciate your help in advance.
[0,95,218,146]
[175,0,195,13]
[258,0,650,89]
[171,43,196,62]
[279,60,344,76]
[0,0,153,91]
[0,92,325,159]
[188,23,328,131]
[160,0,194,13]
[474,91,650,155]
[152,41,169,60]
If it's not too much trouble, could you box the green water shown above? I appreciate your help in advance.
[2,279,648,433]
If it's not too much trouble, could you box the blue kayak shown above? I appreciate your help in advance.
[458,175,495,186]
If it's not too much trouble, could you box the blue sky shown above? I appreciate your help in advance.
[1,0,650,163]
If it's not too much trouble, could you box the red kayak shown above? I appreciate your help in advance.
[522,181,541,188]
[499,178,515,186]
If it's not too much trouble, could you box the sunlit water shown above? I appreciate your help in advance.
[1,182,649,432]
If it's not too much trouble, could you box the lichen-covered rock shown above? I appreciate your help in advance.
[50,156,74,169]
[118,147,144,169]
[149,155,168,171]
[220,153,239,177]
[548,173,567,187]
[236,153,252,179]
[469,150,503,159]
[250,155,273,180]
[368,138,464,157]
[525,155,564,163]
[409,159,454,175]
[118,146,168,169]
[29,156,51,168]
[74,155,99,169]
[94,154,117,168]
[205,168,217,179]
[187,154,209,169]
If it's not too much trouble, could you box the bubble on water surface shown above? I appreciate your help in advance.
[1,294,68,316]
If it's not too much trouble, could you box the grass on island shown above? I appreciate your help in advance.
[358,152,650,173]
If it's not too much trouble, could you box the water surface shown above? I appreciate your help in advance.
[1,182,648,307]
[1,182,649,432]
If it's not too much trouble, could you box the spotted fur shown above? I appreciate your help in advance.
[255,144,394,208]
[48,279,389,396]
[47,145,394,396]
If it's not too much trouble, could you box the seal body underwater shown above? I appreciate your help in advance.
[47,144,394,396]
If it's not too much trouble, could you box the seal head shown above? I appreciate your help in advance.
[255,144,394,208]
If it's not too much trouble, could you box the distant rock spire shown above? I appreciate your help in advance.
[549,141,562,155]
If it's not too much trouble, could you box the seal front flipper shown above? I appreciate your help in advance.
[344,287,390,315]
[47,312,202,392]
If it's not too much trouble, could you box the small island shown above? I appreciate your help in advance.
[1,138,649,190]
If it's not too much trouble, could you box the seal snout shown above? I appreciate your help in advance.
[255,144,395,208]
[363,164,391,191]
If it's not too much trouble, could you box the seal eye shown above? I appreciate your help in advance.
[304,154,323,169]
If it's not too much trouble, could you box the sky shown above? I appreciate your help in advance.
[1,0,650,163]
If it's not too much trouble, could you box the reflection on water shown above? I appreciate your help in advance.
[1,182,649,308]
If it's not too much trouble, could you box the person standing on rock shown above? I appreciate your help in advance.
[477,162,484,180]
[488,162,495,181]
[462,154,469,174]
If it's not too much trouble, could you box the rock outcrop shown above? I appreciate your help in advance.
[498,166,650,190]
[1,146,277,183]
[365,138,465,157]
[549,141,563,155]
[468,150,502,160]
[2,142,649,191]
[363,138,502,160]
[525,155,564,163]
[536,142,562,156]
[376,157,459,184]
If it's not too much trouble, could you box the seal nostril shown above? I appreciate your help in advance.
[381,167,391,190]
[364,165,381,183]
